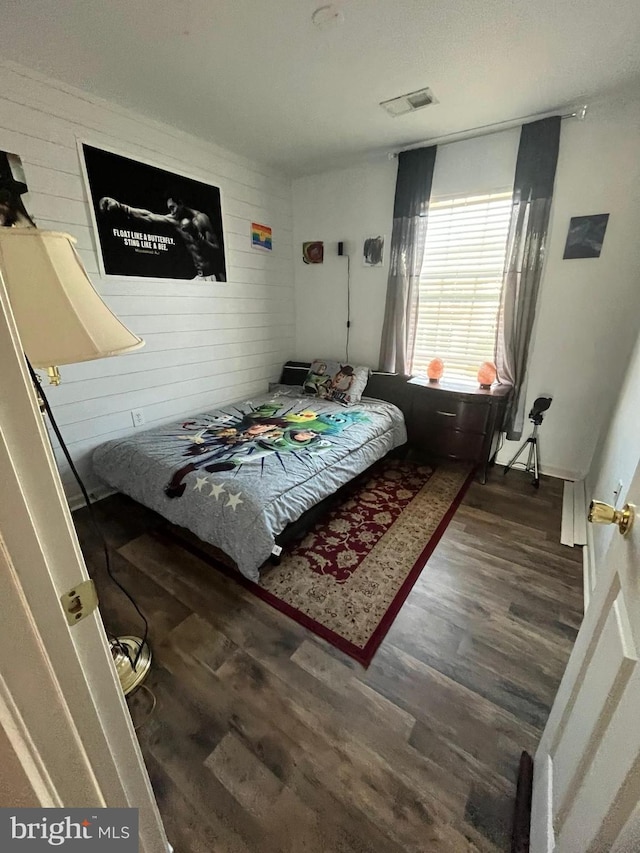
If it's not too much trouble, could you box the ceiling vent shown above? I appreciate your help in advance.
[380,87,438,117]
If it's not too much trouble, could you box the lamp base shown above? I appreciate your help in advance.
[110,636,152,696]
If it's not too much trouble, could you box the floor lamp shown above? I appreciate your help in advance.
[0,226,152,695]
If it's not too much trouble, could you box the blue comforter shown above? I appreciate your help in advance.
[92,385,407,580]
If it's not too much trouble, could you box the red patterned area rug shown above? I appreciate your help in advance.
[258,458,472,664]
[171,458,473,666]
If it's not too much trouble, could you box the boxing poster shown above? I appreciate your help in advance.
[79,143,227,282]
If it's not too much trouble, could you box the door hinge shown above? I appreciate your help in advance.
[60,579,98,626]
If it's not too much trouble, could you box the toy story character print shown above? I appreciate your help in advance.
[303,361,331,397]
[164,401,369,498]
[303,361,358,404]
[327,365,355,405]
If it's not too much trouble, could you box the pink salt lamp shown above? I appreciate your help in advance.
[477,361,497,389]
[427,358,444,383]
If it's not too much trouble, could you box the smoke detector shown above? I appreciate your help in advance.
[380,87,438,117]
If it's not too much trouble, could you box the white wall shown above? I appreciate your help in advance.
[497,95,640,479]
[293,94,640,480]
[0,60,294,503]
[292,129,520,368]
[293,158,398,367]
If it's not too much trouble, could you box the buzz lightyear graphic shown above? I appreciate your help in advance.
[164,401,369,498]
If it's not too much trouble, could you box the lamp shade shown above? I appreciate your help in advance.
[0,228,144,368]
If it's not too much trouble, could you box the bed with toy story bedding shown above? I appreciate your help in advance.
[92,361,408,581]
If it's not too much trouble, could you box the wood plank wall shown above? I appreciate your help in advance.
[0,60,294,504]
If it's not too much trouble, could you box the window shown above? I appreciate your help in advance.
[412,191,512,383]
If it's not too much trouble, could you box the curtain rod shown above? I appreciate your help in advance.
[389,104,588,158]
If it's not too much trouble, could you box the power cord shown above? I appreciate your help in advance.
[27,359,149,671]
[345,253,351,363]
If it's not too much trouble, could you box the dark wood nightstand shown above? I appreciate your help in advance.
[406,378,511,483]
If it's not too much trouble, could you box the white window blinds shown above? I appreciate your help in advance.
[412,191,513,383]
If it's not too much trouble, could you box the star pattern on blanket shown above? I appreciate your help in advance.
[209,482,225,500]
[193,476,208,492]
[225,492,243,510]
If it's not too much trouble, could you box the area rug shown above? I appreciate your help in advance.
[171,458,473,666]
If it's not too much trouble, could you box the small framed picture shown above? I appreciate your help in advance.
[251,222,272,251]
[363,235,384,267]
[302,241,324,264]
[563,214,609,259]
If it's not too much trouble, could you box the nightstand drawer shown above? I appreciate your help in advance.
[421,427,486,461]
[413,397,491,435]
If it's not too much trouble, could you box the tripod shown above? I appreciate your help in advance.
[503,420,542,488]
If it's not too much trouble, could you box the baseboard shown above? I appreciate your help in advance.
[561,481,575,546]
[560,479,587,548]
[494,452,583,482]
[539,463,586,482]
[572,480,587,546]
[67,485,116,513]
[561,478,592,613]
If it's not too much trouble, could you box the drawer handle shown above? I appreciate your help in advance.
[436,410,457,417]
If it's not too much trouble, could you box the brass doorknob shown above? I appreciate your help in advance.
[588,500,636,536]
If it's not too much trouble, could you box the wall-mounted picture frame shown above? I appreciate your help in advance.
[302,241,324,264]
[251,222,272,251]
[0,149,32,227]
[79,141,227,282]
[563,213,609,259]
[363,235,385,267]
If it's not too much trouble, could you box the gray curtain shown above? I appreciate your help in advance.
[379,146,437,373]
[496,117,561,440]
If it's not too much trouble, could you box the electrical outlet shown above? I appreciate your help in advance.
[131,408,145,427]
[613,479,624,507]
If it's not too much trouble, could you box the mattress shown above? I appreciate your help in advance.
[92,385,407,580]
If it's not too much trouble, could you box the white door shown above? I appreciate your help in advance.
[0,268,168,850]
[531,458,640,852]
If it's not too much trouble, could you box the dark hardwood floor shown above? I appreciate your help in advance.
[75,466,583,853]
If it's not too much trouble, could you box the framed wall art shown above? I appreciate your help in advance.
[251,222,272,251]
[363,235,384,267]
[79,142,227,281]
[302,241,324,264]
[563,214,609,260]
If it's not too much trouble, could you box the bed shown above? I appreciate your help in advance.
[92,364,408,581]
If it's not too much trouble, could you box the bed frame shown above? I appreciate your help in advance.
[162,362,411,569]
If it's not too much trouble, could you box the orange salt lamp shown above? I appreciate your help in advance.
[427,358,444,383]
[477,361,497,389]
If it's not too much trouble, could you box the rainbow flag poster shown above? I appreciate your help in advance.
[251,222,273,251]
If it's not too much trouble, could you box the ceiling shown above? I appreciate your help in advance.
[1,0,640,176]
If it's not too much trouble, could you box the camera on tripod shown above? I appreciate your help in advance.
[504,396,553,488]
[528,396,552,426]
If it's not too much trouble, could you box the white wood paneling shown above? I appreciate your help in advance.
[0,60,294,504]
